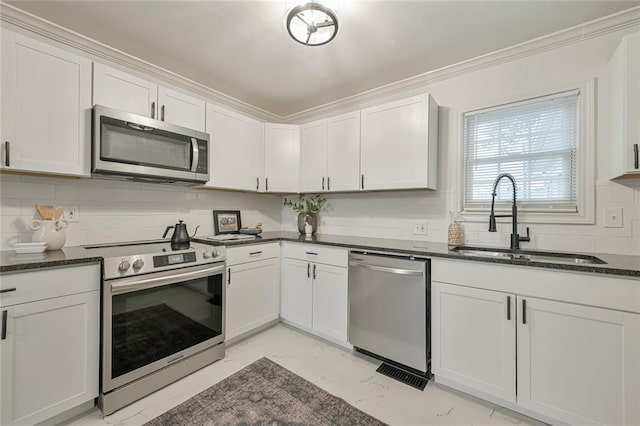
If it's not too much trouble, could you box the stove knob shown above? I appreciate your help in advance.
[118,260,131,272]
[133,259,145,269]
[212,250,219,257]
[203,251,212,259]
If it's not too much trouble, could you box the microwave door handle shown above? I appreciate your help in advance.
[191,137,199,172]
[125,122,155,132]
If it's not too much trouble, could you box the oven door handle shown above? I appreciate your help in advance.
[110,264,225,295]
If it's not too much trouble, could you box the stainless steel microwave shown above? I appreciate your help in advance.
[92,105,209,184]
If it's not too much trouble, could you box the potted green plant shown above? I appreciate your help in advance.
[283,194,326,234]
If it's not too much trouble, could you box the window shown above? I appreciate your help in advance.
[463,91,581,215]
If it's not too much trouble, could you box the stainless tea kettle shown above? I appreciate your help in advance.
[163,220,199,249]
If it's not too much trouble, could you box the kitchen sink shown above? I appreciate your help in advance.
[451,246,607,265]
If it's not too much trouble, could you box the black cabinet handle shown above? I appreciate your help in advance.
[522,299,526,325]
[161,105,165,121]
[151,101,156,119]
[327,176,330,191]
[634,144,639,170]
[227,268,231,285]
[307,263,310,278]
[265,178,269,191]
[322,177,325,191]
[249,251,262,256]
[1,310,7,340]
[313,264,317,280]
[507,296,511,321]
[361,174,364,190]
[305,252,318,255]
[4,141,9,167]
[0,288,16,294]
[256,177,259,190]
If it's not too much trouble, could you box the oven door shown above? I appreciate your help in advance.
[102,263,225,393]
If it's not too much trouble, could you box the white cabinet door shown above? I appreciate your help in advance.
[226,258,280,340]
[205,104,263,191]
[1,30,91,176]
[327,111,361,192]
[280,258,312,328]
[0,291,99,426]
[263,124,300,193]
[517,297,640,426]
[158,86,206,132]
[312,263,348,344]
[432,282,516,403]
[93,63,158,118]
[360,93,438,190]
[605,32,640,177]
[299,120,328,193]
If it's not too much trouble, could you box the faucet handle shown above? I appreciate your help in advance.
[520,227,531,243]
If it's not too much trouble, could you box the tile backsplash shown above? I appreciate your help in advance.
[0,174,282,250]
[281,180,640,256]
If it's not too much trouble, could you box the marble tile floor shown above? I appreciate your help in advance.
[64,324,546,426]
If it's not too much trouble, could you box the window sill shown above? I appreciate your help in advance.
[459,210,595,225]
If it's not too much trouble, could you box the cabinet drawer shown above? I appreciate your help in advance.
[0,263,100,307]
[283,242,348,267]
[226,243,280,266]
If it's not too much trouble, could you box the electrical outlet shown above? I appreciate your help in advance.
[413,221,428,235]
[63,206,79,222]
[603,207,623,228]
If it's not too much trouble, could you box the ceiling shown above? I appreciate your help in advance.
[6,1,640,117]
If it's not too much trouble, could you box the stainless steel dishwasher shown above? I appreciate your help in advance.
[348,252,430,375]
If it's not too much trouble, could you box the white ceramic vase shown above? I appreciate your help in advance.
[29,219,68,250]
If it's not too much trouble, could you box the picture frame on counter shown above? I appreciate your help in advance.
[213,210,242,234]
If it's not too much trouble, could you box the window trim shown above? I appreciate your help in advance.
[456,81,595,225]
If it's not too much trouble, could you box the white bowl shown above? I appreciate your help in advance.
[14,242,47,254]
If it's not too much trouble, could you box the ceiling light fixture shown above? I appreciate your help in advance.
[285,2,339,47]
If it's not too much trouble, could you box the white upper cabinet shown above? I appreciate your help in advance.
[603,31,640,178]
[93,63,206,131]
[158,86,206,132]
[1,29,91,176]
[205,104,264,191]
[360,93,438,190]
[263,123,300,193]
[299,111,361,193]
[93,63,157,118]
[327,111,361,192]
[299,119,328,192]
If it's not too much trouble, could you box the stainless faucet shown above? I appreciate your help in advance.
[488,173,530,250]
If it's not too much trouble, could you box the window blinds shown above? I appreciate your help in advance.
[463,91,579,213]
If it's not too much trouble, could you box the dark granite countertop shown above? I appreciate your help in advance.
[196,232,640,278]
[0,246,102,273]
[2,232,638,277]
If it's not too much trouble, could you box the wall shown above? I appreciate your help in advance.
[283,28,640,256]
[0,174,282,250]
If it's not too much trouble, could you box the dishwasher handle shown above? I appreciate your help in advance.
[349,260,424,276]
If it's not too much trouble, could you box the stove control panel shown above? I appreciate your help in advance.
[102,243,226,280]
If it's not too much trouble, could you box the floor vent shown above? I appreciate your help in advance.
[376,363,428,391]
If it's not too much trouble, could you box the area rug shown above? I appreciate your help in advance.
[144,357,387,426]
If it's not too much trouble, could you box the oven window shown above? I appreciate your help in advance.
[111,274,223,379]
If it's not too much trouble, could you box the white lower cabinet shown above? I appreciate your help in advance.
[281,243,349,346]
[517,296,640,426]
[225,244,280,340]
[432,273,640,426]
[0,264,100,426]
[432,283,516,403]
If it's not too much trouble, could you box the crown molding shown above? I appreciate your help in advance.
[0,2,280,122]
[1,2,639,124]
[281,6,640,123]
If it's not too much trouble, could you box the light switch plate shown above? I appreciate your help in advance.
[603,207,623,228]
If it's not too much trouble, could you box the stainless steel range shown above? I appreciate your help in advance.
[86,240,226,415]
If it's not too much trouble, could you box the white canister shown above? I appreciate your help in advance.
[29,219,68,251]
